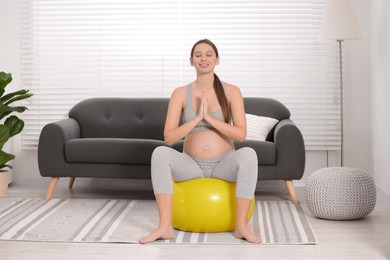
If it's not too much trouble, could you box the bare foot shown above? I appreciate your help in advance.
[139,226,174,244]
[235,225,262,244]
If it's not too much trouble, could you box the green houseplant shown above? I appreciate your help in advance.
[0,71,33,195]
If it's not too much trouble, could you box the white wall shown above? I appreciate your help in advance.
[345,0,371,172]
[371,0,390,197]
[0,0,375,191]
[0,0,21,183]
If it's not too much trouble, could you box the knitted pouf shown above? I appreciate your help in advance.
[305,167,376,220]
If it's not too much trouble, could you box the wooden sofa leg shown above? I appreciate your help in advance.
[68,177,76,189]
[284,180,299,204]
[46,177,59,201]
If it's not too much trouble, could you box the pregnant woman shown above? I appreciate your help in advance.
[139,39,261,244]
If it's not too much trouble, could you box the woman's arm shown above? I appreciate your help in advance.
[163,87,203,146]
[203,85,247,142]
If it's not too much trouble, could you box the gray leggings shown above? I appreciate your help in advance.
[151,146,258,200]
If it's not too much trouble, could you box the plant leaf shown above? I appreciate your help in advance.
[0,72,12,90]
[5,116,24,138]
[4,93,33,106]
[1,89,31,104]
[0,106,29,120]
[1,89,28,103]
[0,72,31,169]
[0,149,15,170]
[0,125,10,150]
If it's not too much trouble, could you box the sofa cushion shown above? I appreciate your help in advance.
[65,138,275,166]
[235,140,276,165]
[65,138,167,164]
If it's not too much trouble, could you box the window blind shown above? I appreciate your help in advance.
[20,0,341,151]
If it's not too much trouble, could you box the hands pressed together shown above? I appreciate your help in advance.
[196,91,211,121]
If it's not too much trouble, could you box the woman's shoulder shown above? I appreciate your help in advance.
[171,85,187,97]
[169,85,188,108]
[222,82,242,96]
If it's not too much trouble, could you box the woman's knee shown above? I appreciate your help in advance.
[237,147,258,164]
[152,146,173,162]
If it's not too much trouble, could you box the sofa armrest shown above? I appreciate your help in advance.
[38,118,81,177]
[273,119,305,180]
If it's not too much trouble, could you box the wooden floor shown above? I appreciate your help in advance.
[1,183,389,260]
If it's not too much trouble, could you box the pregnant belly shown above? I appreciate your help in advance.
[183,130,234,160]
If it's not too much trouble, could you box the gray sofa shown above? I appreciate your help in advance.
[38,97,305,203]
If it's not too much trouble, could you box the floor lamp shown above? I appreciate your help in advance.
[319,0,361,167]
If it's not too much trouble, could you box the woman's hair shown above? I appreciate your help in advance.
[190,39,230,123]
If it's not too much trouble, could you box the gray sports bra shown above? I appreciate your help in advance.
[182,83,227,133]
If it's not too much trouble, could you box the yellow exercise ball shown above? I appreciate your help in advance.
[172,178,255,233]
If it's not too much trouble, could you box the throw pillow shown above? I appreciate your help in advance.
[245,114,279,141]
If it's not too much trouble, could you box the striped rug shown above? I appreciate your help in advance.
[0,198,317,244]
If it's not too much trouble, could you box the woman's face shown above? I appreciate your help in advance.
[190,43,219,74]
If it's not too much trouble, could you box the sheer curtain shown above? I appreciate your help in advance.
[20,0,340,151]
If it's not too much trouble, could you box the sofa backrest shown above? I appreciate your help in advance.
[244,97,290,120]
[69,97,290,139]
[69,98,169,140]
